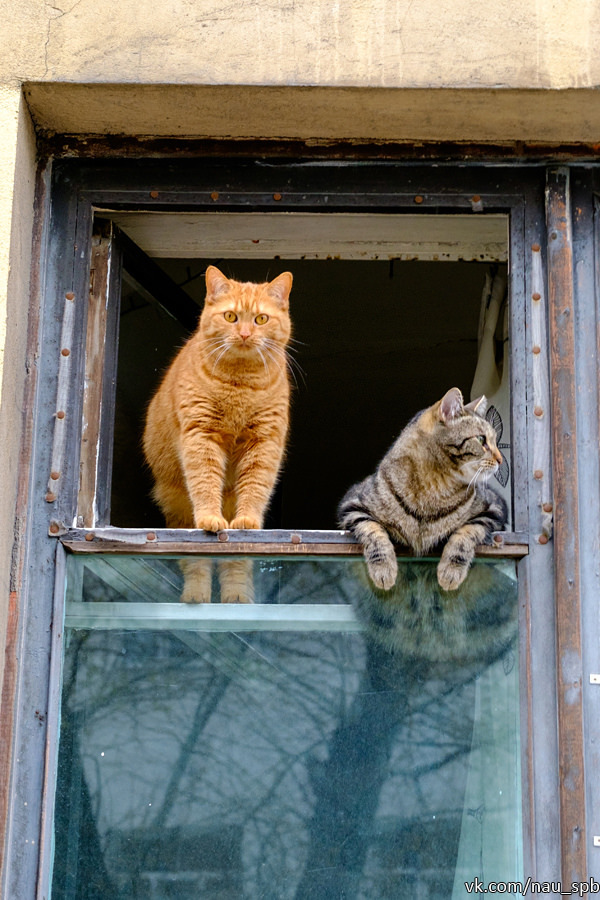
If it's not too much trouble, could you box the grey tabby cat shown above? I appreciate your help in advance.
[338,387,508,592]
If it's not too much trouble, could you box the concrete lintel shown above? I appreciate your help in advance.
[24,83,600,145]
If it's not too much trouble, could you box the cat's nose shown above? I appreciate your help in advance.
[240,330,251,341]
[493,447,503,464]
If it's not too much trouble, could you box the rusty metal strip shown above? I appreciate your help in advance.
[45,292,76,504]
[530,244,554,541]
[546,167,586,883]
[57,526,530,545]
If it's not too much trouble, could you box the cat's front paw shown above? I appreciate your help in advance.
[181,581,212,604]
[437,557,469,592]
[220,586,254,604]
[366,554,398,591]
[219,559,255,603]
[196,513,229,533]
[230,515,261,530]
[180,559,212,603]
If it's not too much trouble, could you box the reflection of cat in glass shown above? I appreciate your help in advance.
[143,266,293,603]
[338,387,508,594]
[351,558,517,664]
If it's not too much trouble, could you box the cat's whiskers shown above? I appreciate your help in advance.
[262,346,282,376]
[269,346,302,390]
[283,345,307,387]
[255,345,271,379]
[261,340,289,378]
[467,465,485,494]
[204,342,228,360]
[482,466,494,485]
[263,337,306,388]
[203,340,230,365]
[202,335,228,352]
[210,342,233,372]
[196,335,223,346]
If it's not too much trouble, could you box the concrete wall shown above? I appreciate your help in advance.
[0,86,36,707]
[1,0,600,715]
[3,0,600,90]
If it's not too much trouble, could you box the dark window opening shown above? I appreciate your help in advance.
[110,252,510,530]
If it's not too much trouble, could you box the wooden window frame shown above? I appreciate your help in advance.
[3,157,590,896]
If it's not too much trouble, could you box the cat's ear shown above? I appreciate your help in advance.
[465,394,488,417]
[205,265,231,301]
[438,387,464,424]
[267,272,293,309]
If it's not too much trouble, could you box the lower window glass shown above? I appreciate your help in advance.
[52,554,522,899]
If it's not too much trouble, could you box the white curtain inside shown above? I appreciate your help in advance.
[470,266,511,521]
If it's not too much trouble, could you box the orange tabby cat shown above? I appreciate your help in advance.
[143,265,293,602]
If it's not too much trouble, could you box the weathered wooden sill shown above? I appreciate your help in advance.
[59,527,529,558]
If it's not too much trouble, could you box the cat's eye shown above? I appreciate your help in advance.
[476,434,486,445]
[255,314,269,325]
[224,311,238,323]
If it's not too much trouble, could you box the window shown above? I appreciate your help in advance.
[7,160,573,898]
[54,553,521,898]
[109,213,512,532]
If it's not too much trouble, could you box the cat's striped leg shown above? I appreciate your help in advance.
[180,431,229,532]
[161,510,215,604]
[180,558,214,604]
[437,523,484,591]
[229,434,285,530]
[218,558,254,604]
[340,506,398,591]
[438,490,507,591]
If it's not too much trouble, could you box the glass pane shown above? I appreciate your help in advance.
[52,555,522,899]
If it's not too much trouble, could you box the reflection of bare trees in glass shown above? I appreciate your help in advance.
[53,557,518,900]
[295,560,518,899]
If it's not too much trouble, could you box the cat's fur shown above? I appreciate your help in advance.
[143,265,293,601]
[338,387,507,592]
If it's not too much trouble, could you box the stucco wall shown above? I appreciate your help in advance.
[1,0,600,746]
[0,86,36,708]
[3,0,600,91]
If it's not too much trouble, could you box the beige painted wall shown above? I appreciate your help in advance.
[6,0,600,144]
[1,0,600,739]
[0,86,36,706]
[3,0,600,90]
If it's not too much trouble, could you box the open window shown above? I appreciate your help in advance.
[13,162,559,899]
[79,210,514,533]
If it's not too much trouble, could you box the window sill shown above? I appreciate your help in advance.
[58,527,529,558]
